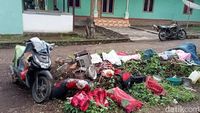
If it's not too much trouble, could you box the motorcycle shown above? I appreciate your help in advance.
[153,23,187,41]
[10,37,54,103]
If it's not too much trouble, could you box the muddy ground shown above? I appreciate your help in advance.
[0,39,200,113]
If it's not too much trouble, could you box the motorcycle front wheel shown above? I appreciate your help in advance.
[158,30,167,41]
[32,76,52,103]
[177,29,187,40]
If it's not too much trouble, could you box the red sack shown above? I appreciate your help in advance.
[107,87,143,113]
[145,76,166,96]
[71,91,90,111]
[88,88,109,107]
[71,88,109,111]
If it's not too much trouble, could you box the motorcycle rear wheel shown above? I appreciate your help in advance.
[32,76,52,103]
[158,30,167,41]
[177,29,187,40]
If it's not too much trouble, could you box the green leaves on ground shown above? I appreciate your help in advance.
[123,55,195,77]
[128,83,197,106]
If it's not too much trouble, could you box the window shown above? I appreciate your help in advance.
[23,0,45,10]
[143,0,154,12]
[24,0,35,10]
[53,0,59,11]
[102,0,114,13]
[183,0,193,14]
[68,0,80,7]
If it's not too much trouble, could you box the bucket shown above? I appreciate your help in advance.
[188,71,200,84]
[166,77,182,86]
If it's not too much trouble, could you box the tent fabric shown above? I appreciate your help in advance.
[182,0,200,9]
[12,45,25,67]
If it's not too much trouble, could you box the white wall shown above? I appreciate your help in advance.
[23,13,73,33]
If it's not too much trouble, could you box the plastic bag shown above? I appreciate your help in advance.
[107,87,143,113]
[102,50,122,65]
[91,53,102,64]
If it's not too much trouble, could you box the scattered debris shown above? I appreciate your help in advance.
[50,43,200,113]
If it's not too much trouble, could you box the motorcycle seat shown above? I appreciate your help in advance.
[159,25,169,29]
[159,24,177,29]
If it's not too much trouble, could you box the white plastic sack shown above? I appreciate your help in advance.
[91,53,102,64]
[118,54,141,62]
[158,50,176,60]
[102,50,122,66]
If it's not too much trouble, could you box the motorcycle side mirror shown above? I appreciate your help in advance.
[28,56,33,62]
[49,43,55,51]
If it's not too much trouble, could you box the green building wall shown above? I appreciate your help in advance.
[46,0,200,22]
[0,0,23,34]
[66,0,91,16]
[101,0,126,18]
[129,0,200,22]
[47,0,91,16]
[97,0,200,22]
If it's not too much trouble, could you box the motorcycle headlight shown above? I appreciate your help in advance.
[34,55,51,69]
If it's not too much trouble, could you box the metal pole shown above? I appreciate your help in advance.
[67,0,69,12]
[73,0,75,30]
[63,0,65,12]
[186,2,191,29]
[125,0,129,19]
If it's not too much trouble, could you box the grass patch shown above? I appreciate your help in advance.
[0,34,83,43]
[187,26,200,33]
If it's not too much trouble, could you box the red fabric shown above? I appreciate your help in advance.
[107,87,143,113]
[20,68,28,81]
[71,91,90,111]
[82,84,90,92]
[65,79,90,91]
[117,52,128,56]
[114,69,122,75]
[66,81,77,89]
[122,72,131,81]
[88,88,109,107]
[145,76,166,96]
[71,88,109,111]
